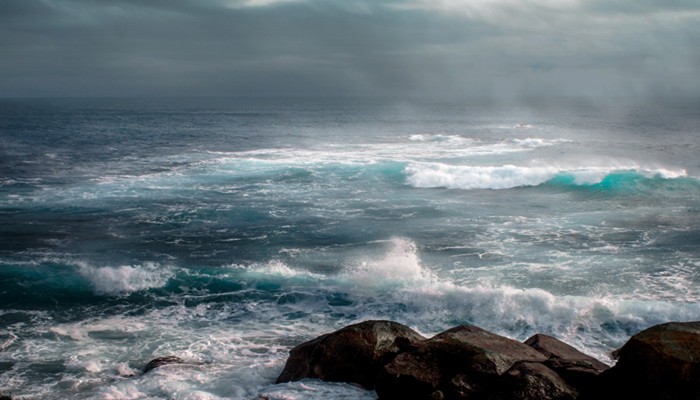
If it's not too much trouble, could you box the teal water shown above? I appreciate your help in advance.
[1,97,699,399]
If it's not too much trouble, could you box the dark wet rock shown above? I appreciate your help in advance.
[143,356,185,374]
[501,361,578,400]
[376,325,548,400]
[525,334,606,367]
[0,391,11,400]
[524,334,609,392]
[581,321,700,400]
[377,349,450,400]
[276,320,425,389]
[276,320,700,399]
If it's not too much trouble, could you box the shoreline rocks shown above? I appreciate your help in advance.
[524,333,608,393]
[376,325,553,400]
[276,320,426,389]
[277,320,700,400]
[580,321,700,400]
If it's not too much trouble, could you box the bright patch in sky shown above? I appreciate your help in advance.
[226,0,305,8]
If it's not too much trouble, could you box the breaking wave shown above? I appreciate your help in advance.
[76,262,174,295]
[233,237,700,362]
[404,163,691,190]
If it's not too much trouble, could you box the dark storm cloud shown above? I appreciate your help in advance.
[0,0,698,99]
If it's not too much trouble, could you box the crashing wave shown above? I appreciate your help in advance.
[404,163,690,190]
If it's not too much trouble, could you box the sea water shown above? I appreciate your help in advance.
[0,97,699,399]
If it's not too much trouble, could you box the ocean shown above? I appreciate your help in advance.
[1,97,699,399]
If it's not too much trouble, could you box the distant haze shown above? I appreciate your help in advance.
[1,0,699,101]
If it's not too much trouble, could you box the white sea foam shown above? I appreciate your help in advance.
[240,239,435,289]
[408,133,471,144]
[7,302,302,399]
[405,163,559,189]
[404,163,690,190]
[256,238,700,362]
[0,332,17,351]
[204,136,560,168]
[512,137,562,147]
[259,381,376,400]
[77,262,173,295]
[49,315,149,341]
[227,237,700,362]
[343,237,436,288]
[651,168,688,179]
[6,135,573,207]
[6,247,700,399]
[236,260,325,281]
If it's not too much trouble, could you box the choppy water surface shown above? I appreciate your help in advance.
[1,97,699,399]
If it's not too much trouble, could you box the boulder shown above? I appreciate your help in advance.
[376,325,548,400]
[524,334,608,392]
[581,321,700,400]
[143,356,184,374]
[501,361,578,400]
[275,320,425,389]
[377,348,450,400]
[275,321,625,400]
[525,334,606,366]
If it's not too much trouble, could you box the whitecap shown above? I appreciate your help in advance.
[405,163,558,189]
[76,262,173,295]
[404,163,692,190]
[342,237,436,289]
[233,260,325,281]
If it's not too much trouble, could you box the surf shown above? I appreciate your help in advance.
[404,163,693,191]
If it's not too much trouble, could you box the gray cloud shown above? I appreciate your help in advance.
[0,0,698,101]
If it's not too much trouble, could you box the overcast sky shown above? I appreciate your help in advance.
[1,0,699,100]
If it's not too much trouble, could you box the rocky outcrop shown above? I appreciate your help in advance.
[375,326,608,400]
[143,356,185,374]
[580,321,700,400]
[501,361,577,400]
[276,320,425,389]
[277,320,700,399]
[376,325,552,399]
[525,334,609,393]
[0,391,11,400]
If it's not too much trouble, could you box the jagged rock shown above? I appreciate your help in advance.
[275,320,425,389]
[581,321,700,400]
[524,334,608,392]
[143,356,184,374]
[501,361,578,400]
[376,325,548,400]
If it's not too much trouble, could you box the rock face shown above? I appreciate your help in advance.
[277,320,700,399]
[275,320,425,389]
[501,361,577,400]
[524,334,609,393]
[376,326,580,400]
[581,321,700,400]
